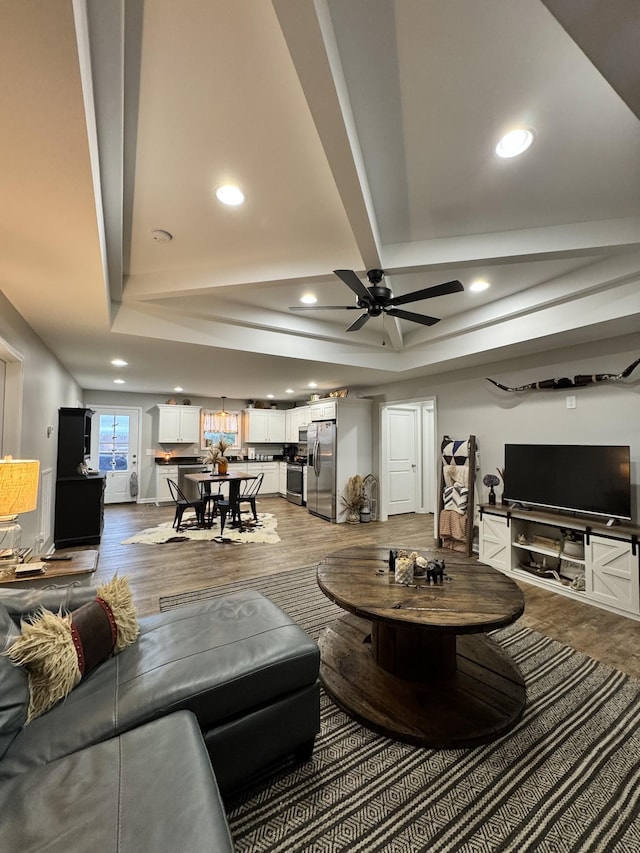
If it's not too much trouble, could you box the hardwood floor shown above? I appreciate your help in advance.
[90,496,640,679]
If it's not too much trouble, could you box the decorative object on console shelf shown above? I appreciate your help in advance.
[0,458,40,564]
[486,355,640,392]
[482,473,500,505]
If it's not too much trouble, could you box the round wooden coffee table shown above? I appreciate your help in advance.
[317,546,526,748]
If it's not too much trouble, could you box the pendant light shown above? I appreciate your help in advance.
[212,397,238,433]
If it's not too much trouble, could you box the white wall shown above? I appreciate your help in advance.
[0,291,82,551]
[361,333,640,521]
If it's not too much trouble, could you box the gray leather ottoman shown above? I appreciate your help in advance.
[0,711,234,852]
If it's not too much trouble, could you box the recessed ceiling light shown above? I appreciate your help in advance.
[300,294,317,305]
[495,128,534,159]
[285,388,294,394]
[174,386,184,393]
[215,185,245,206]
[308,382,317,388]
[110,358,128,367]
[266,394,275,399]
[113,378,125,385]
[470,280,490,292]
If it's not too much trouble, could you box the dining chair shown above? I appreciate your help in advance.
[202,485,224,527]
[236,473,264,522]
[167,479,205,530]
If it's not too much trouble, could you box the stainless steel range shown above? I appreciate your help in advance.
[286,462,305,505]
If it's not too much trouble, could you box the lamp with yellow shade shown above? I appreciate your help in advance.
[0,457,40,562]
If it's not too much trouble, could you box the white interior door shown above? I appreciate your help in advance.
[90,408,140,504]
[386,406,419,515]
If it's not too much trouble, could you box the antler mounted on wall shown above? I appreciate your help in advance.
[486,356,640,392]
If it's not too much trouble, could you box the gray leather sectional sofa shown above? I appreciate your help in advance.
[0,584,321,851]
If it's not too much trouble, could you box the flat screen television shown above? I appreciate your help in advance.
[503,444,631,521]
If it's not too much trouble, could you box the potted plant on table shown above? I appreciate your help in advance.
[204,439,232,474]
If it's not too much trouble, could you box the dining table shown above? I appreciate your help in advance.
[184,470,258,530]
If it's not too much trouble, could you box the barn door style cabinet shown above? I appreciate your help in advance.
[54,407,105,548]
[478,504,640,619]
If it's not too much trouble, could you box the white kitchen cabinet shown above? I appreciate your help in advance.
[155,405,201,444]
[243,409,285,443]
[155,465,179,505]
[310,400,336,421]
[279,462,287,496]
[286,406,311,441]
[246,462,279,495]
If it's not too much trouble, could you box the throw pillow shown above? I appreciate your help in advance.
[5,575,139,722]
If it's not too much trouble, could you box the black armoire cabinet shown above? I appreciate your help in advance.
[54,408,105,548]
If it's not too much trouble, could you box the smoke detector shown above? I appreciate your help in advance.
[151,229,173,242]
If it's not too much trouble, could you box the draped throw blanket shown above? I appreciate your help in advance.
[439,509,469,551]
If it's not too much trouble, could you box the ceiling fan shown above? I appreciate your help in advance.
[289,269,464,332]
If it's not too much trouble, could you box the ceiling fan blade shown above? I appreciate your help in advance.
[289,305,359,311]
[346,313,370,332]
[387,279,464,307]
[386,308,440,326]
[334,269,371,301]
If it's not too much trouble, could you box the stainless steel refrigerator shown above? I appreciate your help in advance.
[307,420,336,521]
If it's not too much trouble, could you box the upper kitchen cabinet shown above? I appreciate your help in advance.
[243,409,286,443]
[285,406,311,442]
[155,405,201,444]
[310,400,337,421]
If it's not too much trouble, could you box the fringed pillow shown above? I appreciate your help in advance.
[5,575,139,722]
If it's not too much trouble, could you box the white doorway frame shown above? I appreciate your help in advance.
[378,396,438,525]
[0,336,25,457]
[89,405,143,504]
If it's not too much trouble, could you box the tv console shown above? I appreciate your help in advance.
[478,504,640,620]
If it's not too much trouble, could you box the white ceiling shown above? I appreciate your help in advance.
[1,0,639,401]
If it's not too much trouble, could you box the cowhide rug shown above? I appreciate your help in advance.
[121,512,280,545]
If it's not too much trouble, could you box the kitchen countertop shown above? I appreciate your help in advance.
[155,457,288,466]
[155,457,202,466]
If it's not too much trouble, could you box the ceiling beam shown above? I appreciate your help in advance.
[382,217,640,273]
[273,0,382,269]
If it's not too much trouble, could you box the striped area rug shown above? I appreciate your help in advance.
[159,566,640,853]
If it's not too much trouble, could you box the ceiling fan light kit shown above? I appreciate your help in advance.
[289,269,464,333]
